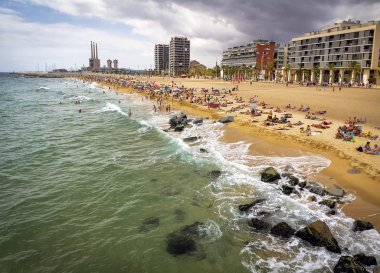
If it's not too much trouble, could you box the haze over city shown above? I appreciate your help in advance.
[0,0,379,71]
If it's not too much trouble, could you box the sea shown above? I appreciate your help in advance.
[0,73,379,273]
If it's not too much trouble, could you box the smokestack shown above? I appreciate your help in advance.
[96,43,98,59]
[91,41,93,59]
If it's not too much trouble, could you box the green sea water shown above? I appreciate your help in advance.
[0,74,379,273]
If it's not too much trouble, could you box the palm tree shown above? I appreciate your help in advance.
[284,64,291,82]
[266,61,275,81]
[303,69,311,81]
[312,65,320,83]
[327,63,336,83]
[296,63,303,82]
[348,61,361,84]
[374,69,380,87]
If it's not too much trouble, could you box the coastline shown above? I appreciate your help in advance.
[77,75,380,229]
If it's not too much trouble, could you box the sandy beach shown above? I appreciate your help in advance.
[82,74,380,229]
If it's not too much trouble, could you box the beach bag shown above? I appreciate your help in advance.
[356,147,363,152]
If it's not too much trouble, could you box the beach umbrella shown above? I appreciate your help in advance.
[250,104,257,110]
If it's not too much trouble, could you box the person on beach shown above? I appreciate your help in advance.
[306,125,311,136]
[364,142,371,152]
[128,109,132,117]
[153,105,157,113]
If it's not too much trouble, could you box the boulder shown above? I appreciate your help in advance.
[308,195,317,202]
[183,136,199,142]
[354,253,377,266]
[166,222,203,256]
[261,167,281,183]
[238,199,266,212]
[174,124,185,132]
[208,170,222,179]
[295,220,341,253]
[282,185,294,195]
[270,222,296,238]
[169,115,178,128]
[353,220,374,232]
[178,113,188,124]
[319,199,336,209]
[219,116,234,123]
[325,187,345,198]
[282,174,300,186]
[298,181,307,188]
[138,217,160,233]
[308,186,326,196]
[334,256,369,273]
[193,118,203,125]
[250,218,271,231]
[199,148,208,153]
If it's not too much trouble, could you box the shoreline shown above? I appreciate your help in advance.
[76,75,380,229]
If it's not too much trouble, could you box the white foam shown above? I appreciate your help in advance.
[37,86,50,90]
[70,95,91,101]
[98,102,128,117]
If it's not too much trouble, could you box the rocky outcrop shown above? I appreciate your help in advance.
[282,185,295,195]
[270,222,295,238]
[295,220,341,253]
[282,173,299,186]
[238,199,266,212]
[199,148,208,153]
[208,170,222,179]
[193,118,203,125]
[308,186,326,196]
[325,187,345,198]
[183,136,199,142]
[166,222,203,256]
[250,218,271,231]
[261,167,281,183]
[334,256,369,273]
[319,199,336,209]
[169,113,189,131]
[353,220,374,232]
[353,253,377,266]
[219,116,234,123]
[298,181,307,188]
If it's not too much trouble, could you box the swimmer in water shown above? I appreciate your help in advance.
[79,109,82,113]
[128,109,132,117]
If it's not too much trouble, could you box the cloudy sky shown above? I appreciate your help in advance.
[0,0,379,71]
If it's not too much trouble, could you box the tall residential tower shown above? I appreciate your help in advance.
[169,37,190,77]
[154,44,169,75]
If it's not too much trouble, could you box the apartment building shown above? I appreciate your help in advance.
[169,37,190,77]
[154,44,169,75]
[288,19,380,84]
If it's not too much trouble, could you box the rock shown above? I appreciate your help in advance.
[208,170,222,179]
[308,195,317,202]
[295,220,341,253]
[326,210,337,216]
[174,124,185,132]
[250,218,271,231]
[166,222,203,256]
[193,118,203,125]
[308,186,326,196]
[325,187,345,198]
[169,115,178,128]
[353,220,374,232]
[354,253,377,266]
[238,199,266,212]
[138,217,160,232]
[319,199,336,209]
[199,148,208,153]
[282,174,299,186]
[270,222,296,238]
[261,167,281,183]
[282,185,294,195]
[298,181,307,188]
[183,136,199,142]
[334,256,369,273]
[219,116,234,123]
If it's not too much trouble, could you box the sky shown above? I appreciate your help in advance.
[0,0,379,72]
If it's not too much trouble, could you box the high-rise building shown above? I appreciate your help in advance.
[107,59,112,69]
[113,59,118,70]
[154,44,169,75]
[169,37,190,77]
[288,19,380,83]
[89,41,100,71]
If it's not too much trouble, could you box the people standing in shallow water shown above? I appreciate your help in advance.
[128,109,132,117]
[153,105,157,113]
[79,109,82,113]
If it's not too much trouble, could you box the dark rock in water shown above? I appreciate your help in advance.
[199,148,208,153]
[167,232,197,256]
[295,220,341,253]
[169,115,178,128]
[261,167,281,183]
[238,199,266,212]
[166,222,203,256]
[282,173,300,186]
[257,211,271,217]
[174,125,185,132]
[308,195,317,202]
[325,187,345,197]
[178,112,187,121]
[250,218,271,231]
[308,186,326,196]
[354,253,377,266]
[270,222,296,238]
[183,136,199,142]
[208,170,222,179]
[282,185,294,195]
[326,209,337,216]
[334,256,369,273]
[319,199,336,209]
[219,116,234,123]
[298,181,307,188]
[193,118,203,125]
[353,220,374,232]
[138,217,160,233]
[174,209,186,221]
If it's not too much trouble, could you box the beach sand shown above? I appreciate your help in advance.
[88,75,380,229]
